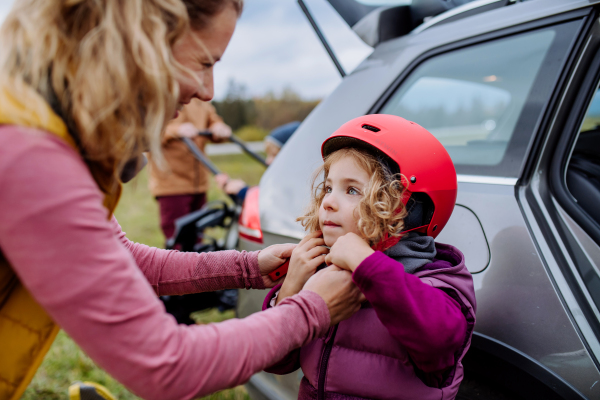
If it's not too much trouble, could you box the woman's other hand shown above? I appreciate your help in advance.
[258,243,296,288]
[303,265,365,326]
[215,173,229,190]
[276,231,329,305]
[215,173,246,195]
[210,121,232,142]
[224,179,247,196]
[325,232,374,272]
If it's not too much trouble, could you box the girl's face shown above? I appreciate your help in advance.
[319,155,370,247]
[173,4,237,108]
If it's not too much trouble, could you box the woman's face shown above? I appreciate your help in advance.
[318,155,370,247]
[173,4,237,108]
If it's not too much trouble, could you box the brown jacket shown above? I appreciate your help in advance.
[148,99,223,197]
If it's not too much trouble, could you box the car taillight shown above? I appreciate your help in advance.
[238,186,263,243]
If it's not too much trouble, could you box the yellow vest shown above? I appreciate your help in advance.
[0,87,121,400]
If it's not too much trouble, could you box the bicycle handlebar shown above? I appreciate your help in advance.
[196,130,268,167]
[181,137,221,175]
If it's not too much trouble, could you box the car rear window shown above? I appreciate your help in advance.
[380,22,579,177]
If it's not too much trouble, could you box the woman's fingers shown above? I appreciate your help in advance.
[258,243,296,275]
[271,243,296,260]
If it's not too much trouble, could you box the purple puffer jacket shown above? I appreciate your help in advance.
[262,243,476,400]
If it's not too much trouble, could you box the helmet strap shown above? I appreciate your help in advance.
[373,232,401,252]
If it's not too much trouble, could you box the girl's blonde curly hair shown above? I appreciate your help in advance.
[297,147,408,247]
[0,0,242,187]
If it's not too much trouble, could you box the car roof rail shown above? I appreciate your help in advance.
[411,0,516,35]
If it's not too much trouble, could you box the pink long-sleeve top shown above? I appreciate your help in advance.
[0,125,330,400]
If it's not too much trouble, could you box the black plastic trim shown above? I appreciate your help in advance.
[326,0,377,28]
[549,34,600,249]
[465,332,588,400]
[521,8,598,186]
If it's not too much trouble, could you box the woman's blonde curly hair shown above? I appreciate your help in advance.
[297,147,408,247]
[0,0,242,187]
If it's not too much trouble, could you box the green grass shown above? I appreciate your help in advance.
[22,152,265,400]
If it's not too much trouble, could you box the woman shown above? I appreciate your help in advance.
[0,1,363,400]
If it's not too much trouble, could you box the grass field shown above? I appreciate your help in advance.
[22,152,266,400]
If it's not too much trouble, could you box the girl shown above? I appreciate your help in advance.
[263,114,476,400]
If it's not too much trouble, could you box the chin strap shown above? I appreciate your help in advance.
[372,225,429,252]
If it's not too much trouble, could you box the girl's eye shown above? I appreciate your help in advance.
[325,186,332,194]
[348,187,360,195]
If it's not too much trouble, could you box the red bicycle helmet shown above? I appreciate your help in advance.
[321,114,457,239]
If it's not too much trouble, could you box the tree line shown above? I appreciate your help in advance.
[212,80,320,136]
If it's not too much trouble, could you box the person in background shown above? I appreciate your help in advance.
[215,120,300,201]
[148,98,232,242]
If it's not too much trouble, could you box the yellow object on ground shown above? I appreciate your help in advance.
[69,381,117,400]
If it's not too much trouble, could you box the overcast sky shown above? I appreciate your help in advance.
[0,0,373,100]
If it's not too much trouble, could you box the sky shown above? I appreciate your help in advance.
[0,0,373,100]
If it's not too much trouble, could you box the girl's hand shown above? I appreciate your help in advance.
[277,231,329,305]
[325,232,374,272]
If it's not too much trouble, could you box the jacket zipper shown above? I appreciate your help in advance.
[317,324,339,400]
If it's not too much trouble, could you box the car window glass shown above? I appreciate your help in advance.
[381,29,556,172]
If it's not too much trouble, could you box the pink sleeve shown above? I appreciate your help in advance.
[111,218,265,294]
[0,127,330,400]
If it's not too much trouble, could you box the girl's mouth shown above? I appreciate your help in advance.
[323,221,340,228]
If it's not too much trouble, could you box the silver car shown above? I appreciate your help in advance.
[237,0,600,398]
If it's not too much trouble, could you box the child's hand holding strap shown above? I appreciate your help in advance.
[276,231,329,305]
[325,232,374,273]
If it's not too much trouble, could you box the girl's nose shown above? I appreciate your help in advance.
[322,192,338,211]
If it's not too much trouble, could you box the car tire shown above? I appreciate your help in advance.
[457,374,525,400]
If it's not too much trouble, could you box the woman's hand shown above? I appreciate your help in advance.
[176,122,199,138]
[325,232,374,272]
[303,265,365,325]
[277,231,329,305]
[257,243,296,288]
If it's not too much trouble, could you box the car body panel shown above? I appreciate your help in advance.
[435,203,490,274]
[239,0,600,398]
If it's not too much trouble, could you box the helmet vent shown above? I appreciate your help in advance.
[362,124,381,133]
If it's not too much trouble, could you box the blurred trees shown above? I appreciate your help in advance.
[212,80,320,137]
